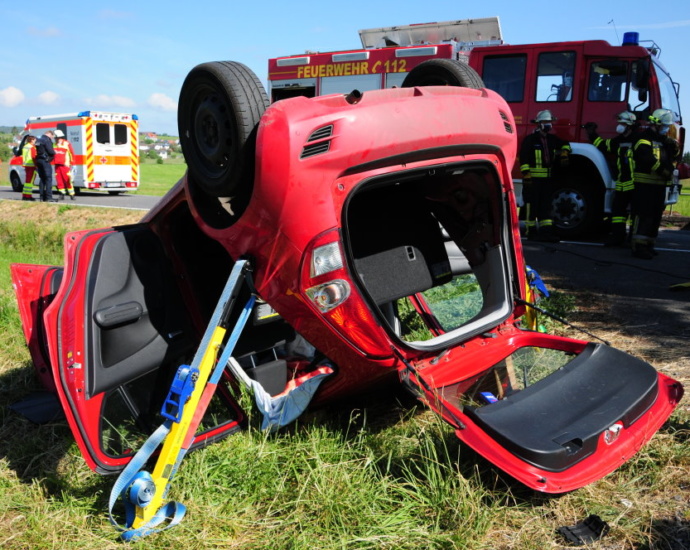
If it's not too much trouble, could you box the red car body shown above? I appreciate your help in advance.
[11,80,683,493]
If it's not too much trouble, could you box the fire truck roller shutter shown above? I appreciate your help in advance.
[178,61,269,202]
[401,59,485,89]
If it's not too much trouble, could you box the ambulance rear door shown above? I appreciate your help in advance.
[90,113,138,191]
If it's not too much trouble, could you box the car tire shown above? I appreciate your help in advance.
[402,59,484,89]
[178,61,269,198]
[10,171,23,192]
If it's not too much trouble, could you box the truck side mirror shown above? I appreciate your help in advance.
[634,59,650,91]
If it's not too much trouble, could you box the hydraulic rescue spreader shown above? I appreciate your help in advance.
[109,259,256,541]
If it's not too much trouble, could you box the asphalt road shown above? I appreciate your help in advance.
[523,226,690,349]
[0,185,161,211]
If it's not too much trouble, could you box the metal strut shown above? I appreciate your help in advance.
[109,258,256,541]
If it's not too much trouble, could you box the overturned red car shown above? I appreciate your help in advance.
[11,61,683,495]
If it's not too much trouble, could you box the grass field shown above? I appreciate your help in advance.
[0,201,688,549]
[139,159,187,196]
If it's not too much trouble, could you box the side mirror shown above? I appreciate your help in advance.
[634,59,650,90]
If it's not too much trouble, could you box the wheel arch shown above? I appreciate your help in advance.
[9,166,24,192]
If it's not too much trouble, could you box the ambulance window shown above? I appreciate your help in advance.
[536,51,576,102]
[114,124,128,145]
[588,60,628,102]
[96,123,110,144]
[57,123,67,136]
[482,54,526,102]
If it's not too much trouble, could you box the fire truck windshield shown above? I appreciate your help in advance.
[654,59,681,121]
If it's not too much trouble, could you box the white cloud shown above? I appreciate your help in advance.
[87,94,137,108]
[148,93,178,111]
[0,86,25,107]
[38,91,59,105]
[27,26,62,37]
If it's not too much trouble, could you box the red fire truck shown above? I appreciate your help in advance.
[268,17,684,238]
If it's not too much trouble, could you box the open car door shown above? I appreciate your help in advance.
[12,223,245,473]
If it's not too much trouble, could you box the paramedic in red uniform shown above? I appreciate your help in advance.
[53,130,76,200]
[34,130,57,202]
[519,110,571,242]
[21,135,37,201]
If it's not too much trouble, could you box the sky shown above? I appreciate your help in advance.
[1,1,688,136]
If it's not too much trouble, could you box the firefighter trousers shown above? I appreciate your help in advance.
[630,183,666,249]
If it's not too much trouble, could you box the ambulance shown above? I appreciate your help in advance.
[9,111,140,194]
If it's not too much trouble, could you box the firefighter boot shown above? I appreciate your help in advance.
[632,239,654,260]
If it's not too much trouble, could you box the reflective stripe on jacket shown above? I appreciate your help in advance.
[593,134,634,189]
[519,131,571,179]
[22,143,36,167]
[632,129,672,186]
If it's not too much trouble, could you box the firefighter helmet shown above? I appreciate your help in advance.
[532,110,556,123]
[54,129,65,138]
[649,109,673,125]
[617,111,636,126]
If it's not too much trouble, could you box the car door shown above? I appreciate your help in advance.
[14,224,245,473]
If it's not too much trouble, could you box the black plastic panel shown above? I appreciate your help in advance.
[464,343,659,472]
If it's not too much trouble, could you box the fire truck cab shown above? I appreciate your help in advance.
[9,111,140,195]
[268,17,684,238]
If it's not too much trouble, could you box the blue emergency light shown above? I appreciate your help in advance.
[622,32,639,46]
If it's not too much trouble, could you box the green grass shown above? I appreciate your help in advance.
[0,203,688,549]
[138,159,187,196]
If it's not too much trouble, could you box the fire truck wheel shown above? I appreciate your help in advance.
[549,175,604,238]
[178,61,269,198]
[401,59,484,89]
[10,171,23,192]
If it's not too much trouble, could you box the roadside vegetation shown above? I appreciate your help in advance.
[0,201,687,549]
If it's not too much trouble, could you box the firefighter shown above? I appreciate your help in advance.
[21,135,37,201]
[584,111,638,246]
[34,130,57,202]
[519,110,571,242]
[629,108,679,259]
[53,130,76,200]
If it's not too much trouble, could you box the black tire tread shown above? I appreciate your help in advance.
[178,61,269,197]
[402,59,484,89]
